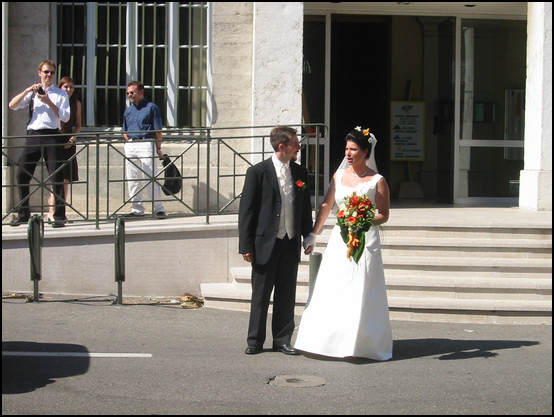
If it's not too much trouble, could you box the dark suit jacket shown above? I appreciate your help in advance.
[238,157,313,265]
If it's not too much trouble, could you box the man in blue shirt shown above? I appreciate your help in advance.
[122,81,166,218]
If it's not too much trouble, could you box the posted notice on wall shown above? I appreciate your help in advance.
[390,101,425,161]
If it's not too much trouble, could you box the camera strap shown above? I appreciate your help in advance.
[28,93,37,125]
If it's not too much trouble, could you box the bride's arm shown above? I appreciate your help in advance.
[373,177,390,226]
[312,173,337,235]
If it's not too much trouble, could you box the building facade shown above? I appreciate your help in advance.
[2,2,551,212]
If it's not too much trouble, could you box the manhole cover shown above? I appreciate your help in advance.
[268,375,326,387]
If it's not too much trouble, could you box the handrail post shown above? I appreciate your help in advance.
[114,215,125,304]
[27,214,44,302]
[315,125,321,209]
[205,128,211,224]
[95,134,101,229]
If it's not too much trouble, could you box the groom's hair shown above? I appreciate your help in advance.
[270,126,297,151]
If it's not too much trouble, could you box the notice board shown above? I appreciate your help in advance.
[390,101,425,161]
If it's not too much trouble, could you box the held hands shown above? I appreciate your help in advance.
[303,232,317,255]
[242,232,317,262]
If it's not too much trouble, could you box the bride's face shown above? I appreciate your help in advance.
[345,140,368,166]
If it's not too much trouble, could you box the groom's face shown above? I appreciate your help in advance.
[283,134,301,162]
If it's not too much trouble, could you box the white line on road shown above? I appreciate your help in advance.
[2,351,152,358]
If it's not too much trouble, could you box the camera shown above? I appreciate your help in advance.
[37,87,45,95]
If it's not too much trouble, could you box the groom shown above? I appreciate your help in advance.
[239,126,316,355]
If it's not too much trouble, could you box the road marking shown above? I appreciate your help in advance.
[2,352,152,358]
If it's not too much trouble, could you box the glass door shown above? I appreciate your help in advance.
[454,18,527,205]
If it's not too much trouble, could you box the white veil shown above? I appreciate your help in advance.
[337,132,378,174]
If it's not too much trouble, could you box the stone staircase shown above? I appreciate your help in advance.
[201,214,552,325]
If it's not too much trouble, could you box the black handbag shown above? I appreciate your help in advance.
[161,154,182,195]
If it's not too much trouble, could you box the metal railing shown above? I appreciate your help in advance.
[2,124,326,228]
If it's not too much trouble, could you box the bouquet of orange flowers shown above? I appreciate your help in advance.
[336,192,377,263]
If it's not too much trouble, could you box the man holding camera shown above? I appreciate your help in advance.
[8,59,70,228]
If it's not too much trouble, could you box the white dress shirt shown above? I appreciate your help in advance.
[272,154,295,239]
[13,85,70,130]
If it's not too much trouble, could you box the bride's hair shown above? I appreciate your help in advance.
[339,127,378,173]
[345,129,372,160]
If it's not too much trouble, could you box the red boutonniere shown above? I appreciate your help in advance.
[296,180,306,191]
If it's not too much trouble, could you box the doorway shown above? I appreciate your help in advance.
[303,15,389,193]
[329,15,390,178]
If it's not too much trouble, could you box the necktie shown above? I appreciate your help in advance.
[280,163,287,190]
[281,163,291,196]
[279,163,295,238]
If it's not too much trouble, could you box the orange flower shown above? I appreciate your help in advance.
[346,231,361,260]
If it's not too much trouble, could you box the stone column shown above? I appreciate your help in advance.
[251,2,304,127]
[520,2,552,210]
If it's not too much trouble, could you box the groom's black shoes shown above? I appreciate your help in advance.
[244,346,263,355]
[245,343,299,355]
[272,343,300,355]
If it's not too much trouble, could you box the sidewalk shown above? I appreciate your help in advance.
[2,295,552,415]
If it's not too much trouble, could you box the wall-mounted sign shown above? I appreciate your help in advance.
[390,101,425,161]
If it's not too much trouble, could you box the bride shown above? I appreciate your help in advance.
[294,127,393,360]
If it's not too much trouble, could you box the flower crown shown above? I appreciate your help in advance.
[354,126,376,144]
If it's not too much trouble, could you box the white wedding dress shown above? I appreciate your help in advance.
[294,168,393,360]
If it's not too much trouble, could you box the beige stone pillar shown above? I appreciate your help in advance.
[251,2,304,127]
[520,2,552,210]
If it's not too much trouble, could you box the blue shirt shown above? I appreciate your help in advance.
[122,99,162,139]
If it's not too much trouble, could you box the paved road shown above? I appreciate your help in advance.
[2,295,552,415]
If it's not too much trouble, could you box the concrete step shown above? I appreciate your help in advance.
[385,276,552,301]
[231,263,552,283]
[386,297,552,325]
[217,268,552,300]
[305,229,552,263]
[200,282,552,325]
[319,214,552,239]
[381,238,552,259]
[235,254,553,282]
[201,217,552,324]
[382,256,551,278]
[312,228,552,249]
[380,226,552,241]
[3,206,550,324]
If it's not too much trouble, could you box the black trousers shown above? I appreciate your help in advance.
[15,129,66,220]
[247,234,299,348]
